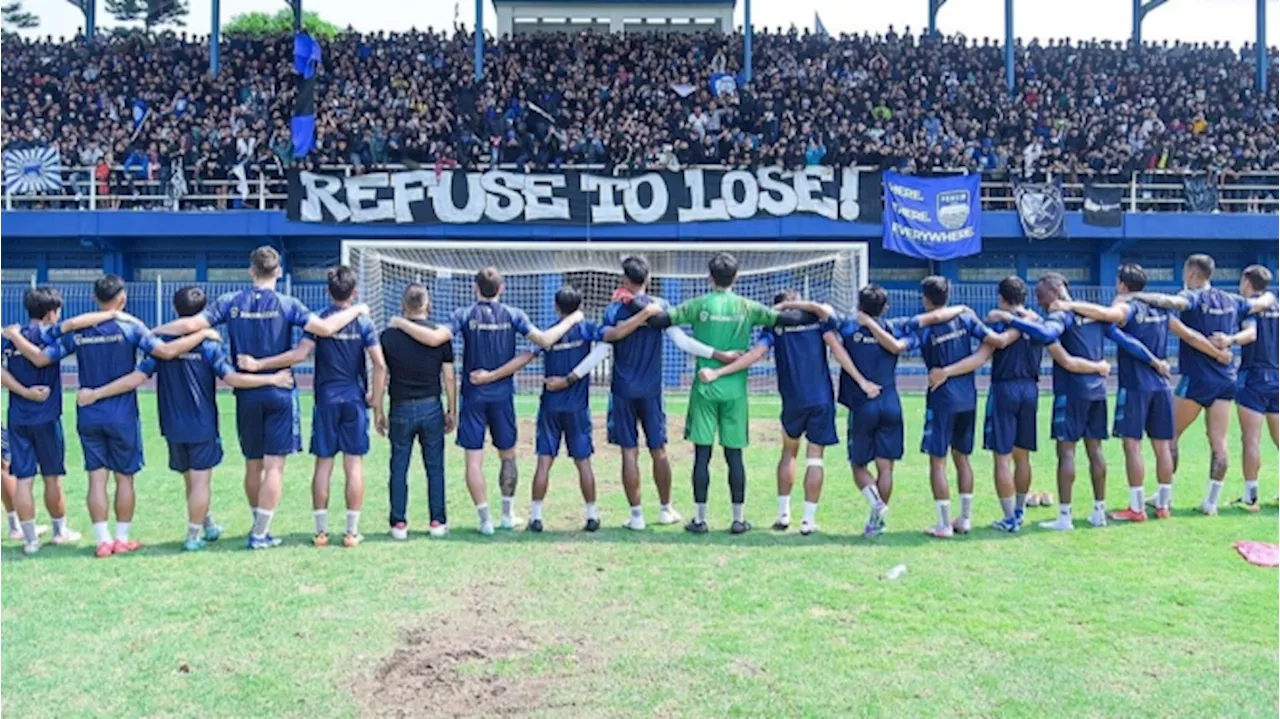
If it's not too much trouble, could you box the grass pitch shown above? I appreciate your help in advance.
[2,391,1277,718]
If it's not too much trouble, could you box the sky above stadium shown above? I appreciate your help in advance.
[18,0,1279,46]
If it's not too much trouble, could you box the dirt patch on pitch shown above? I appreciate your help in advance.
[352,581,599,718]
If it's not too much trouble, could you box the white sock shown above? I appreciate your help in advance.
[251,509,273,538]
[313,509,329,535]
[935,500,951,527]
[203,514,217,531]
[731,503,745,523]
[345,510,360,535]
[1093,500,1106,514]
[92,521,111,543]
[186,523,202,542]
[660,503,673,514]
[52,516,66,536]
[999,496,1015,520]
[1015,493,1028,512]
[630,505,643,520]
[1160,484,1174,508]
[1130,486,1145,512]
[695,502,708,523]
[1058,503,1072,521]
[476,502,491,526]
[802,501,818,524]
[530,500,544,522]
[585,502,598,521]
[959,493,973,521]
[1205,480,1222,506]
[1245,479,1259,503]
[115,521,131,541]
[501,496,515,519]
[777,495,791,518]
[6,511,19,533]
[860,484,882,509]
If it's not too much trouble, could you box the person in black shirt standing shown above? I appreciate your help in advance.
[376,284,456,539]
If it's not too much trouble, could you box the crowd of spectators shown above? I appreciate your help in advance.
[2,25,1277,208]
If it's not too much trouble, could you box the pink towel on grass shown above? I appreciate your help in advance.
[1234,541,1279,568]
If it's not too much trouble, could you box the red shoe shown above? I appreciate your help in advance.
[112,539,141,554]
[95,541,114,558]
[1154,507,1171,520]
[1108,508,1148,523]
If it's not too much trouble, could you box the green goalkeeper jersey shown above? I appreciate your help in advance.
[668,288,778,401]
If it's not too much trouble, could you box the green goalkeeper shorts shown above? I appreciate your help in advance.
[684,395,749,449]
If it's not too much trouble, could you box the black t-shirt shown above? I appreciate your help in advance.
[380,320,454,402]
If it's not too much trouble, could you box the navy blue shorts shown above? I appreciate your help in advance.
[1175,373,1236,408]
[457,397,517,451]
[781,403,838,445]
[536,406,594,459]
[846,395,904,466]
[607,394,666,450]
[7,421,66,479]
[1113,387,1175,440]
[236,388,301,460]
[310,401,370,457]
[168,438,224,473]
[1236,368,1279,415]
[983,380,1039,454]
[79,421,144,474]
[921,404,976,458]
[1051,395,1108,442]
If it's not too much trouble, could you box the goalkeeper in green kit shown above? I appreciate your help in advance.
[664,252,821,535]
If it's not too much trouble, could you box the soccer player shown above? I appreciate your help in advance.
[151,247,370,550]
[1050,264,1225,521]
[700,289,867,535]
[598,256,735,531]
[5,275,220,557]
[0,286,78,548]
[238,266,387,549]
[74,286,295,551]
[387,266,586,535]
[1126,254,1250,514]
[859,276,993,538]
[1209,265,1277,512]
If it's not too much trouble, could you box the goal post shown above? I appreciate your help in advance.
[341,241,869,394]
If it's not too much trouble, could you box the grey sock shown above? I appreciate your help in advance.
[186,524,202,543]
[52,516,66,536]
[1000,496,1016,520]
[21,520,38,544]
[202,514,217,530]
[1015,493,1027,512]
[251,509,273,538]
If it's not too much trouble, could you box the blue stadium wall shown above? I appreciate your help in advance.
[2,209,1275,291]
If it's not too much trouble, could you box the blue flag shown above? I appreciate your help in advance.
[814,12,829,38]
[709,72,737,97]
[292,32,322,159]
[131,99,148,130]
[882,172,983,261]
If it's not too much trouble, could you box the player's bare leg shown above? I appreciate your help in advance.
[1084,438,1107,523]
[528,455,553,532]
[244,458,263,523]
[341,454,365,547]
[991,451,1017,531]
[183,469,214,551]
[1111,437,1152,519]
[248,455,285,549]
[1268,413,1279,447]
[773,434,800,530]
[87,468,113,556]
[875,458,895,504]
[1171,397,1203,475]
[11,472,44,553]
[311,457,334,546]
[575,458,600,532]
[925,455,953,538]
[2,464,17,541]
[42,474,76,543]
[951,449,974,534]
[112,472,139,554]
[464,449,493,534]
[1044,441,1078,530]
[1012,447,1034,517]
[620,447,643,527]
[1197,400,1232,515]
[650,447,678,523]
[497,447,521,530]
[799,443,824,535]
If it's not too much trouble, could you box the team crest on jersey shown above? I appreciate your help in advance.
[229,306,240,318]
[698,310,710,323]
[774,326,783,335]
[469,319,478,330]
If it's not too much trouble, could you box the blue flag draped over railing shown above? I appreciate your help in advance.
[291,32,322,159]
[882,172,983,261]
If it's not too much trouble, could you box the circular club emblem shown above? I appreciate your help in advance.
[774,326,783,335]
[469,320,478,330]
[229,306,240,318]
[698,310,710,323]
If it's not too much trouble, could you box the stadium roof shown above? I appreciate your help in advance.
[492,0,735,5]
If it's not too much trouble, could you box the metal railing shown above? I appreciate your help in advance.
[4,165,1277,213]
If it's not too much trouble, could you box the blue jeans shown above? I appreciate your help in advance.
[388,397,446,526]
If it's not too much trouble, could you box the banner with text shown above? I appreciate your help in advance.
[881,172,982,261]
[286,166,882,225]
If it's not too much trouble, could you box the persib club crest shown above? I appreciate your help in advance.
[698,310,710,323]
[229,306,240,318]
[936,189,971,230]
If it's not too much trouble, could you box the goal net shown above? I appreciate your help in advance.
[341,241,868,394]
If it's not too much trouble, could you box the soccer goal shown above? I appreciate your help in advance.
[341,241,868,393]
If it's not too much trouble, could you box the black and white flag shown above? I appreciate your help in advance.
[1082,182,1123,227]
[1183,175,1218,213]
[1014,179,1067,240]
[3,146,63,195]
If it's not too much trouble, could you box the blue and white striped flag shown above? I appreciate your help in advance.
[3,146,63,195]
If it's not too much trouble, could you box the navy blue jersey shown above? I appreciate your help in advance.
[601,295,668,400]
[1013,310,1108,401]
[305,307,379,406]
[912,313,992,411]
[759,319,832,410]
[1117,300,1170,392]
[138,337,233,443]
[202,288,315,396]
[539,321,602,412]
[832,316,917,408]
[449,300,534,402]
[1240,298,1279,371]
[1176,287,1239,384]
[2,323,63,426]
[988,319,1044,383]
[46,319,160,426]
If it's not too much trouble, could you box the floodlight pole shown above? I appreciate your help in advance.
[85,0,96,43]
[928,0,947,35]
[210,0,220,76]
[475,0,485,82]
[1004,0,1014,93]
[1258,0,1268,92]
[1131,0,1170,49]
[744,0,753,84]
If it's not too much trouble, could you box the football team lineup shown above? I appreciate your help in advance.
[1,245,1276,556]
